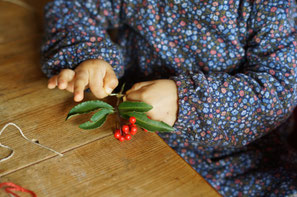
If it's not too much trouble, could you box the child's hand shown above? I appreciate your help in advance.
[126,79,178,126]
[47,59,118,102]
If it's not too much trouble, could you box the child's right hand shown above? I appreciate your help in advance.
[47,59,118,102]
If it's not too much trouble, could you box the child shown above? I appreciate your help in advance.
[42,0,297,196]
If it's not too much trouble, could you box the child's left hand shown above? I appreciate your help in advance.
[125,79,178,126]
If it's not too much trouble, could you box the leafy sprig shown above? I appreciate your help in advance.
[66,94,174,133]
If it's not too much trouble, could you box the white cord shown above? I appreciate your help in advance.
[0,143,14,163]
[0,123,63,163]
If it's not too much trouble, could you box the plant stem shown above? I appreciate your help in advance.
[115,102,122,135]
[113,83,126,135]
[109,83,126,98]
[109,93,124,97]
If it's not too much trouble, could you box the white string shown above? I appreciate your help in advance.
[0,143,14,163]
[0,123,63,163]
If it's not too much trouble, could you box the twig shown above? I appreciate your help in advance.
[114,83,126,135]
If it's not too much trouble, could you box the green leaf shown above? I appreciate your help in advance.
[118,101,153,112]
[66,100,113,120]
[120,111,174,132]
[79,108,114,130]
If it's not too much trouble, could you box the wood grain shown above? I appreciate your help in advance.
[0,0,220,196]
[0,0,117,176]
[1,131,219,197]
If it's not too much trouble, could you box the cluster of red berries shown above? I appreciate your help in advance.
[114,117,138,142]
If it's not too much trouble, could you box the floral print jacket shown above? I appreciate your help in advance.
[42,0,297,196]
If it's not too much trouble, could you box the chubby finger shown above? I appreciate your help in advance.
[89,70,107,99]
[58,69,75,90]
[66,80,74,93]
[48,75,58,89]
[74,70,89,102]
[126,81,153,94]
[103,69,118,95]
[126,88,146,102]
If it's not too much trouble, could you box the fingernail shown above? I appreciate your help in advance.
[74,96,81,102]
[105,87,113,94]
[74,93,82,102]
[48,84,54,89]
[58,83,66,90]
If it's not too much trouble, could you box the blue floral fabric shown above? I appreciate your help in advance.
[41,0,297,196]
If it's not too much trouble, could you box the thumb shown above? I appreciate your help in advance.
[125,81,153,101]
[126,81,153,94]
[103,69,118,94]
[126,89,143,102]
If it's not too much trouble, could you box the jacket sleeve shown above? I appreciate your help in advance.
[41,0,126,78]
[172,0,297,148]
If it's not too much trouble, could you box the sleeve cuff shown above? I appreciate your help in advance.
[170,74,196,132]
[41,41,124,78]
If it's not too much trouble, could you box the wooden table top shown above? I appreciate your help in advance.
[0,1,220,196]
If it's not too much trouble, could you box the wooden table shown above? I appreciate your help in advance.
[0,1,220,196]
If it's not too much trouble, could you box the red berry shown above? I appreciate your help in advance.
[130,126,137,135]
[119,136,125,142]
[122,125,129,134]
[143,129,148,132]
[125,134,132,140]
[147,116,151,119]
[129,117,136,124]
[114,130,121,139]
